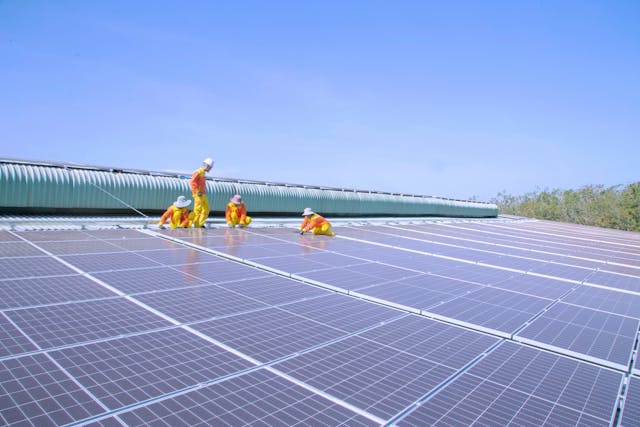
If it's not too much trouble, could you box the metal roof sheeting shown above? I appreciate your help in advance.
[0,158,498,217]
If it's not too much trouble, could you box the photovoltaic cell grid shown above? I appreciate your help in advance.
[426,286,552,335]
[620,376,640,426]
[0,353,106,426]
[397,341,623,427]
[90,368,380,427]
[0,275,115,309]
[215,226,639,368]
[515,302,638,369]
[0,220,637,426]
[49,328,253,410]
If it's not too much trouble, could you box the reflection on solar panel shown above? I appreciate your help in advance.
[0,219,638,426]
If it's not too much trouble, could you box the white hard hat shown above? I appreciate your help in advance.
[302,207,314,216]
[203,158,214,167]
[174,195,192,208]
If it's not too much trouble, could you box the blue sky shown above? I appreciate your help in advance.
[1,1,638,201]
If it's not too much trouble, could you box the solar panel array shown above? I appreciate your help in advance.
[0,218,639,426]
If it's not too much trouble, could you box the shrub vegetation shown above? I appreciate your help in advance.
[490,182,640,231]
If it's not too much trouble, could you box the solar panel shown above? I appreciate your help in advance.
[101,236,184,251]
[396,341,623,426]
[122,247,221,266]
[620,377,640,427]
[0,275,115,309]
[381,252,466,274]
[214,275,329,305]
[244,253,332,273]
[355,280,458,310]
[399,273,484,295]
[214,243,289,259]
[192,306,354,362]
[17,230,96,241]
[294,264,392,291]
[604,263,640,276]
[6,298,173,349]
[478,254,549,272]
[0,353,106,425]
[1,219,638,425]
[133,285,269,323]
[426,287,550,336]
[587,270,640,293]
[0,230,21,242]
[49,328,253,409]
[489,274,575,299]
[344,262,423,281]
[0,241,48,257]
[34,240,124,255]
[515,302,638,369]
[356,315,499,370]
[92,368,381,426]
[275,334,458,420]
[276,293,404,333]
[526,263,594,282]
[0,315,38,357]
[0,256,76,279]
[93,266,210,294]
[83,229,152,240]
[561,285,640,318]
[172,258,272,282]
[436,263,518,285]
[59,252,161,273]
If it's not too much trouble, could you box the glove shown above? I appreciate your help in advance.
[227,223,234,228]
[299,230,304,235]
[197,191,203,197]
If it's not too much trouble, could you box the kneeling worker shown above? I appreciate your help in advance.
[158,195,192,229]
[226,194,252,228]
[299,207,335,236]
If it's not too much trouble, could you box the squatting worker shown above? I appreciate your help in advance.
[158,195,192,229]
[299,207,335,236]
[190,157,213,228]
[226,194,252,228]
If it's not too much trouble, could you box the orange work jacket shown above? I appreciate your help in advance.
[300,213,329,232]
[159,205,190,228]
[226,202,247,223]
[190,167,207,195]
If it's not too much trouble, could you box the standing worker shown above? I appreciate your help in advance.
[157,195,192,229]
[299,207,335,236]
[226,194,252,228]
[190,157,214,228]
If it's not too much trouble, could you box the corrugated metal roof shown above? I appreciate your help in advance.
[0,158,498,217]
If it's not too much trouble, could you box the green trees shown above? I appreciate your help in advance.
[491,183,640,231]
